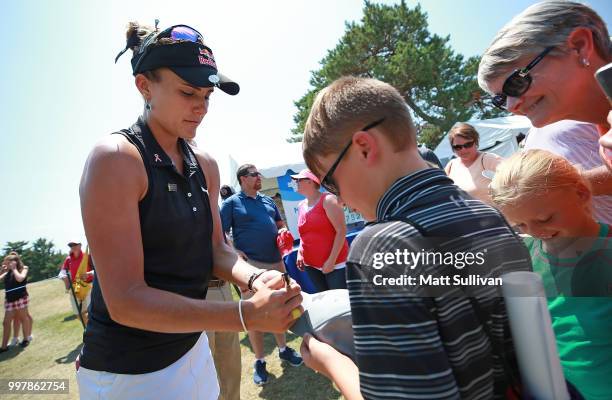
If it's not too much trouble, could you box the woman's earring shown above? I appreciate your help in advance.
[145,101,152,111]
[581,58,591,67]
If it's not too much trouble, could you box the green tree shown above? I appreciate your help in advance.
[290,1,506,148]
[28,238,66,281]
[3,241,29,256]
[2,238,66,286]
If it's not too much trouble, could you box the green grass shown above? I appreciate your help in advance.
[0,279,343,399]
[0,279,81,400]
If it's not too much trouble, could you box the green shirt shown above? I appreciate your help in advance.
[525,224,612,400]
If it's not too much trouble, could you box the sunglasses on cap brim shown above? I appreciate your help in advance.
[115,24,204,64]
[132,25,205,73]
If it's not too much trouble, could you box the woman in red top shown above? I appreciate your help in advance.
[293,169,349,291]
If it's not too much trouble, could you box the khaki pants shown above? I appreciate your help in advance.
[206,283,241,400]
[69,291,91,316]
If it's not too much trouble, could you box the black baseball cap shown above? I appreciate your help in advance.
[117,24,239,95]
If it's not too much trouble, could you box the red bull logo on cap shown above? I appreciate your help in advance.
[198,47,217,68]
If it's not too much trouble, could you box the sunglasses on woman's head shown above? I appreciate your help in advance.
[492,46,554,109]
[139,25,204,54]
[126,25,206,70]
[452,141,475,151]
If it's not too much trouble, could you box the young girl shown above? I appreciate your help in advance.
[1,253,32,352]
[490,149,612,400]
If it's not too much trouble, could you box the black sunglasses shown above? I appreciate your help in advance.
[242,171,262,178]
[321,118,386,196]
[492,47,554,109]
[452,141,475,151]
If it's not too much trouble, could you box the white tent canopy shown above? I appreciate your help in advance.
[222,142,306,188]
[434,116,532,166]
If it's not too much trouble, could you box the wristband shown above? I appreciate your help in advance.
[247,270,265,292]
[238,299,248,332]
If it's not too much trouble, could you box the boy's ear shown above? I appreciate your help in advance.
[352,131,379,166]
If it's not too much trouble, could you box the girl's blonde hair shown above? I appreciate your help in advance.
[490,149,589,207]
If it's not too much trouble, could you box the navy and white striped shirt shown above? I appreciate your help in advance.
[347,168,532,399]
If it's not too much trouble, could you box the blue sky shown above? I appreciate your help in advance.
[1,0,610,252]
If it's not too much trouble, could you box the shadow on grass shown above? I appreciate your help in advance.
[257,366,339,400]
[63,315,77,322]
[240,330,341,400]
[0,344,26,362]
[55,342,83,364]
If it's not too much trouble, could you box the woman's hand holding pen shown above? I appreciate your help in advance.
[243,273,303,333]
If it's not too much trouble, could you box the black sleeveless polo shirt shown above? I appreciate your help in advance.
[80,118,214,374]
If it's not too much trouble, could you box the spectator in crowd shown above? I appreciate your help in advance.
[478,0,612,193]
[205,274,241,400]
[220,184,235,201]
[221,164,303,386]
[524,120,612,224]
[78,22,301,399]
[444,123,503,204]
[417,144,443,168]
[1,253,32,351]
[490,149,612,399]
[59,241,94,325]
[292,169,349,291]
[6,251,33,347]
[204,184,241,400]
[300,76,531,399]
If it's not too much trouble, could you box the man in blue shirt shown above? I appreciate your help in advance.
[221,164,303,385]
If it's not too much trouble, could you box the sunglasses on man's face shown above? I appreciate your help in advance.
[492,46,554,109]
[320,118,386,196]
[243,171,262,178]
[452,141,475,151]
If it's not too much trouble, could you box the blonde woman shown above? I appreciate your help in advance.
[444,123,503,204]
[490,149,612,399]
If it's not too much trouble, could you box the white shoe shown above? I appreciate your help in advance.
[9,338,19,346]
[27,335,33,342]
